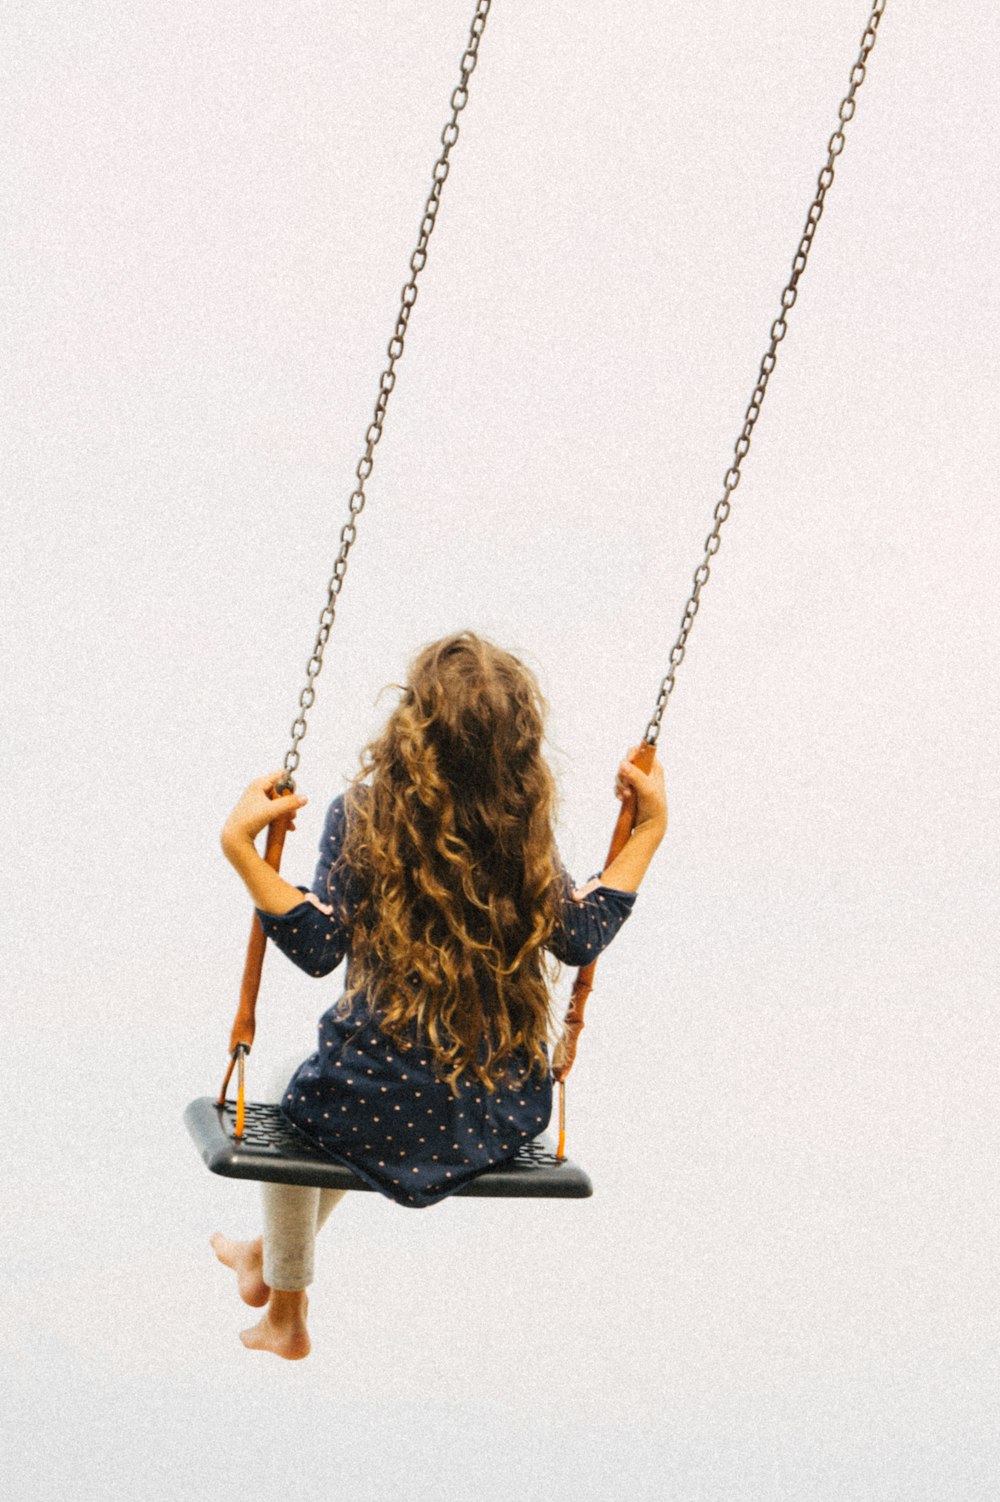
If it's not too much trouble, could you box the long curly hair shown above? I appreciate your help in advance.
[329,631,564,1097]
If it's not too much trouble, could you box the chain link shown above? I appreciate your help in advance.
[643,0,887,747]
[277,0,493,792]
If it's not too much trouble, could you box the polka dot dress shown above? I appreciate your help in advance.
[256,792,637,1209]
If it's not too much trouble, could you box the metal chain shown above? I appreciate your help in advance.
[644,0,887,748]
[277,0,493,793]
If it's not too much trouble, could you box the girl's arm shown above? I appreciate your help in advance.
[547,866,637,967]
[222,778,354,979]
[222,833,318,916]
[598,749,668,893]
[220,771,316,916]
[546,751,666,966]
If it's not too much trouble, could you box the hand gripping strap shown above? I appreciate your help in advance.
[552,740,657,1085]
[217,798,295,1137]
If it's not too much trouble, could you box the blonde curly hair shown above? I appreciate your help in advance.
[329,631,564,1096]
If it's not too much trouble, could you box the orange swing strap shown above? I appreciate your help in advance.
[553,739,657,1159]
[216,795,295,1138]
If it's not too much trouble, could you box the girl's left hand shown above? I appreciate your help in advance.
[614,746,667,836]
[221,770,308,848]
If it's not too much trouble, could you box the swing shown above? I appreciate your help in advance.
[185,0,888,1199]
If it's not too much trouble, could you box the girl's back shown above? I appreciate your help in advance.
[253,632,639,1206]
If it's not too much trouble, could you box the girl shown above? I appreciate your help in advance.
[211,632,667,1358]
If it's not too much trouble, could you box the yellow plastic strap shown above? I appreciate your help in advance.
[235,1047,246,1140]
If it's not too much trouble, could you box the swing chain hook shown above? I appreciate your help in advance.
[280,0,494,787]
[643,0,887,749]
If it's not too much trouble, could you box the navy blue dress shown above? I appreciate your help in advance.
[256,792,637,1208]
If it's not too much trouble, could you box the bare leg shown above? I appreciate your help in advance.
[213,1055,347,1356]
[235,1183,347,1359]
[211,1172,344,1304]
[210,1232,268,1306]
[239,1288,312,1360]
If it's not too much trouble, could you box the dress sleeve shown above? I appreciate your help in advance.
[254,792,358,979]
[545,856,638,967]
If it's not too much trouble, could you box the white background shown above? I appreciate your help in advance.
[3,2,998,1498]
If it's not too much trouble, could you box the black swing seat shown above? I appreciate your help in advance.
[184,1098,592,1199]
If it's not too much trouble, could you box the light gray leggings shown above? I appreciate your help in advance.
[260,1055,347,1291]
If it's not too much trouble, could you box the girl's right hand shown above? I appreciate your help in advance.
[614,747,668,836]
[221,770,308,850]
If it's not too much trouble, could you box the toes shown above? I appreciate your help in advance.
[238,1321,310,1360]
[210,1233,230,1263]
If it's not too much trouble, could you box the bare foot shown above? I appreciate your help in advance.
[210,1232,270,1307]
[240,1290,311,1360]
